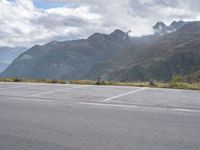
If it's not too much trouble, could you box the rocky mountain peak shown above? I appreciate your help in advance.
[153,21,189,36]
[87,32,107,43]
[110,29,126,37]
[168,21,186,32]
[110,29,126,36]
[153,22,168,36]
[109,29,129,41]
[87,29,128,43]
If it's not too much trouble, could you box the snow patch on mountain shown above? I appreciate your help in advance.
[153,21,186,36]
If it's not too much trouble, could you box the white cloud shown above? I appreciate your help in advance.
[1,0,200,47]
[0,0,102,47]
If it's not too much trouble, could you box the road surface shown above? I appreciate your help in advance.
[0,82,199,150]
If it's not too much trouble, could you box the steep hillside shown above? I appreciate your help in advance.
[0,62,7,72]
[86,22,200,82]
[1,30,131,79]
[110,38,200,82]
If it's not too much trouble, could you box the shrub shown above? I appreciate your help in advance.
[149,79,156,86]
[170,74,183,87]
[12,77,22,82]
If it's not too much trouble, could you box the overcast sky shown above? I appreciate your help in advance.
[0,0,200,47]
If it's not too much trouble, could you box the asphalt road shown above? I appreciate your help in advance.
[0,82,200,150]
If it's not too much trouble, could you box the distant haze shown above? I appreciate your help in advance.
[1,0,200,47]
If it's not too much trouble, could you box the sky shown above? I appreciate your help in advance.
[0,0,200,48]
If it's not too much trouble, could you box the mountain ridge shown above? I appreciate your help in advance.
[1,21,200,82]
[1,30,131,80]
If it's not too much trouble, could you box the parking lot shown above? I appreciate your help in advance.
[0,82,200,111]
[0,82,200,150]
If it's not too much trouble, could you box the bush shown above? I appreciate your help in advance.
[96,81,105,85]
[12,77,22,82]
[170,74,183,87]
[149,79,156,86]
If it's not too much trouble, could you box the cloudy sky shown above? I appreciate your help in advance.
[1,0,200,47]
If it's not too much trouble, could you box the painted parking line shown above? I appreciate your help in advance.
[102,87,147,102]
[78,102,139,109]
[172,108,196,112]
[78,102,200,113]
[30,85,91,97]
[0,95,54,103]
[0,84,35,90]
[12,97,54,103]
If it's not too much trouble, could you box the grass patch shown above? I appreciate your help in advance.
[0,78,66,84]
[68,80,96,85]
[0,78,199,90]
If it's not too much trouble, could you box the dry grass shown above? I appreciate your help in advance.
[69,80,200,90]
[0,78,199,90]
[0,78,66,84]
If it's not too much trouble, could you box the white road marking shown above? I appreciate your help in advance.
[102,87,147,102]
[0,96,54,103]
[172,108,196,112]
[0,85,35,90]
[78,102,139,109]
[30,85,91,97]
[79,102,200,113]
[13,97,54,103]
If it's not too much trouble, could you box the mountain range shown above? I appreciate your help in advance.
[1,21,200,82]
